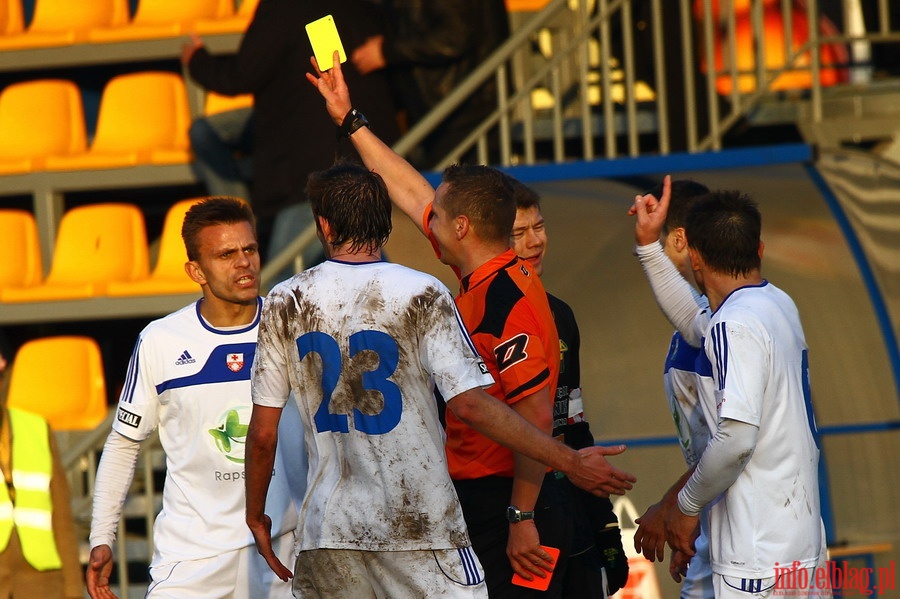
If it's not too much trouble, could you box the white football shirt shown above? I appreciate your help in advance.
[114,299,298,564]
[703,282,823,578]
[252,260,494,552]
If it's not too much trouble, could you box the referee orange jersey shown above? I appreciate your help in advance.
[423,204,560,480]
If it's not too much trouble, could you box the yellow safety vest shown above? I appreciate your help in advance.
[0,408,62,571]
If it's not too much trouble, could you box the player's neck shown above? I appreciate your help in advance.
[327,243,383,263]
[457,240,510,279]
[706,270,764,311]
[198,297,258,328]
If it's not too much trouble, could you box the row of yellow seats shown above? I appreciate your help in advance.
[6,335,108,432]
[0,72,191,175]
[0,199,201,302]
[0,0,259,50]
[0,74,253,175]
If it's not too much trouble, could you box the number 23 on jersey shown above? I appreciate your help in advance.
[297,330,402,436]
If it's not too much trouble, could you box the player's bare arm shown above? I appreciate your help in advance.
[447,388,636,496]
[245,404,292,582]
[307,52,433,233]
[507,389,555,580]
[86,544,117,599]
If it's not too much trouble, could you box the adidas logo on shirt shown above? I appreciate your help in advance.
[175,350,196,366]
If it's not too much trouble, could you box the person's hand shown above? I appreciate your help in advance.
[0,352,6,373]
[247,513,293,581]
[664,506,700,557]
[350,35,386,75]
[669,549,692,583]
[633,500,668,562]
[181,33,203,65]
[307,51,354,127]
[566,445,636,497]
[629,174,671,246]
[506,521,554,581]
[86,544,118,599]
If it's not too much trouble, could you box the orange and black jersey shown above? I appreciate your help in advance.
[422,203,560,479]
[448,252,560,479]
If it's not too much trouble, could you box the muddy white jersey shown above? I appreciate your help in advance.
[703,281,823,578]
[114,299,297,564]
[252,260,493,552]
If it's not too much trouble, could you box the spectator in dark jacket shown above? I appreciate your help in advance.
[183,0,399,274]
[351,0,509,168]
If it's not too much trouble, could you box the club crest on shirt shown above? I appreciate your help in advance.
[226,353,244,372]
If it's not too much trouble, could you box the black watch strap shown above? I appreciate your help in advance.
[338,108,369,138]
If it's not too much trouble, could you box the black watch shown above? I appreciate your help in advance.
[338,108,369,138]
[506,505,535,523]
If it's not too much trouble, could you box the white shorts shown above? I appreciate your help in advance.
[713,549,831,599]
[292,546,488,598]
[146,531,295,599]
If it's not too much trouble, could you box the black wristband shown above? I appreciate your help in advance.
[338,108,369,138]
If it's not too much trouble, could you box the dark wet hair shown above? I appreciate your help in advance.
[306,162,392,254]
[684,189,761,277]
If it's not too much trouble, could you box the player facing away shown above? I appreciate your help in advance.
[87,198,299,599]
[632,190,829,599]
[631,177,716,599]
[246,162,634,599]
[307,53,636,598]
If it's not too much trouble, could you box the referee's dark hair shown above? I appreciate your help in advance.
[306,161,392,254]
[440,164,516,245]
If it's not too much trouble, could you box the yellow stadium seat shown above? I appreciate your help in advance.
[0,203,149,302]
[7,336,107,432]
[45,72,191,171]
[0,0,128,50]
[107,198,202,296]
[204,91,253,116]
[0,0,23,35]
[0,79,87,175]
[88,0,232,42]
[0,209,42,289]
[194,0,259,34]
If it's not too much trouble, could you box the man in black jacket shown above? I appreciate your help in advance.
[183,0,399,272]
[350,0,509,168]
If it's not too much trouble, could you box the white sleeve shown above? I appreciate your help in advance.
[635,241,709,346]
[423,289,494,399]
[89,430,141,549]
[251,291,292,408]
[676,418,758,516]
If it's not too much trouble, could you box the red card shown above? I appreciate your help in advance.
[511,545,560,591]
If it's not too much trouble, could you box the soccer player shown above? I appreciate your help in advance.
[632,189,828,599]
[510,180,629,598]
[246,162,638,598]
[86,198,299,599]
[631,177,715,599]
[307,54,636,597]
